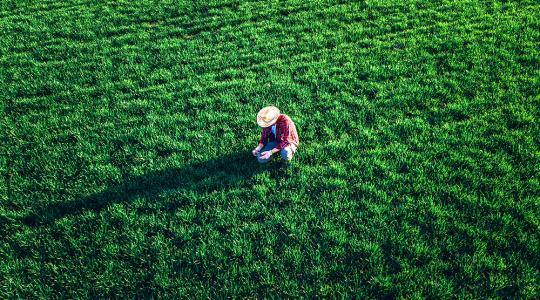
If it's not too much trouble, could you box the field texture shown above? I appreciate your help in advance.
[1,0,539,298]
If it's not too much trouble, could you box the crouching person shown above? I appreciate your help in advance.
[252,106,299,163]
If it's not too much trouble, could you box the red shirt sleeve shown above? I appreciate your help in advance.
[258,127,270,145]
[276,120,290,150]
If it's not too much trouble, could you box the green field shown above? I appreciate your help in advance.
[1,0,539,297]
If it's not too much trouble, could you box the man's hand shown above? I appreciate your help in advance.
[260,151,272,160]
[252,146,262,157]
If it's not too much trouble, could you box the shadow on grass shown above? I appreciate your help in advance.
[21,150,287,227]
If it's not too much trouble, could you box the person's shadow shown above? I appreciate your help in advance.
[20,150,288,226]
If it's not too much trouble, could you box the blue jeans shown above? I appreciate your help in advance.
[257,141,297,163]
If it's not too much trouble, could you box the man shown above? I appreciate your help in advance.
[252,106,299,163]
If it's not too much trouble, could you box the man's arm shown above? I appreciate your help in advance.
[270,122,290,153]
[258,128,270,146]
[254,129,269,156]
[254,143,264,152]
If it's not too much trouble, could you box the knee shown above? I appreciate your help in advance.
[280,148,293,161]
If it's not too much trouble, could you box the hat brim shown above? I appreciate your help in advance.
[256,106,280,127]
[257,117,278,128]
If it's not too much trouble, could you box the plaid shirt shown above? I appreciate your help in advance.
[258,114,299,150]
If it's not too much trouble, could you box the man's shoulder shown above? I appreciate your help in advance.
[279,114,293,123]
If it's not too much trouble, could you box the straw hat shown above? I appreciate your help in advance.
[257,106,280,127]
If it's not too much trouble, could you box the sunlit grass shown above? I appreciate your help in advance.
[1,0,539,298]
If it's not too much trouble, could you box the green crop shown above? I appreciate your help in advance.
[1,0,539,298]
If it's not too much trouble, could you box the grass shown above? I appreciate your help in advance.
[1,0,539,297]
